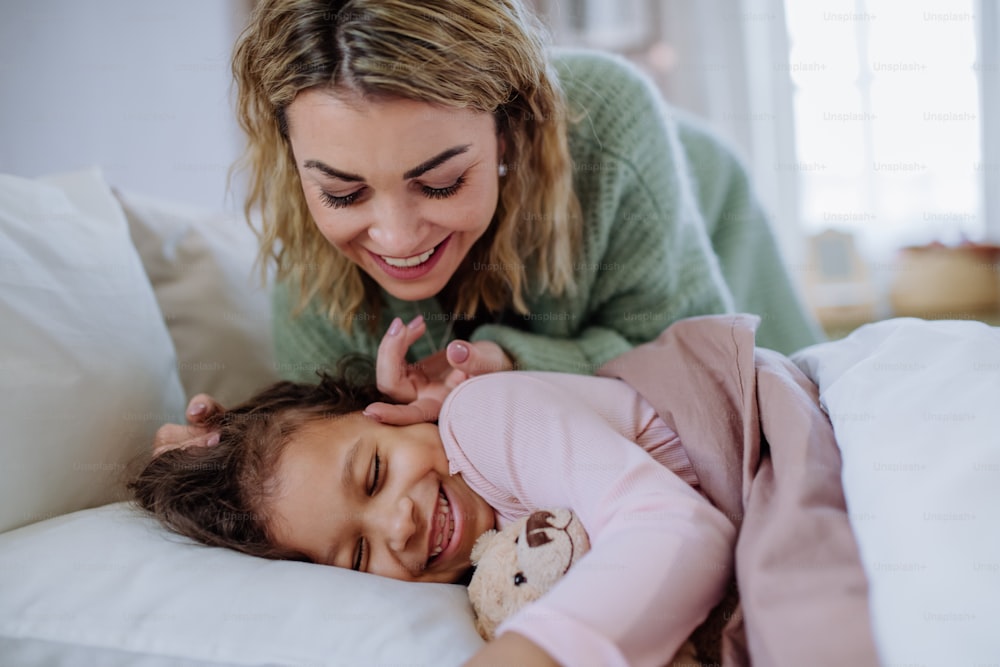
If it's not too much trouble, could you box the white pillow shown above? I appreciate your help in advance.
[0,168,186,534]
[792,318,1000,665]
[114,189,281,407]
[0,503,484,666]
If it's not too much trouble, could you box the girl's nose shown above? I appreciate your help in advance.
[381,495,417,554]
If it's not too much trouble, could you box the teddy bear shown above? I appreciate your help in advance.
[467,508,700,666]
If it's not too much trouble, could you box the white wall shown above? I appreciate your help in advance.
[0,0,249,210]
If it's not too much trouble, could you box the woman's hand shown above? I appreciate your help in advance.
[151,394,225,457]
[365,316,514,425]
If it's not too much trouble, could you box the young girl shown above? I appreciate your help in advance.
[132,360,735,667]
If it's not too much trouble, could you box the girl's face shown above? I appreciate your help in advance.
[267,414,496,584]
[285,90,504,303]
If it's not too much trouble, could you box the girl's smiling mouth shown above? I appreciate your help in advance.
[428,484,456,565]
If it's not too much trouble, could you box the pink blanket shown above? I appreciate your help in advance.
[598,314,880,666]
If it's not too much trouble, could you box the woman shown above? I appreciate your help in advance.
[159,1,819,452]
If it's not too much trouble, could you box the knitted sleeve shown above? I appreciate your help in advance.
[470,51,733,373]
[270,279,379,382]
[675,112,824,354]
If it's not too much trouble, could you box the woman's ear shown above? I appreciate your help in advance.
[496,132,507,166]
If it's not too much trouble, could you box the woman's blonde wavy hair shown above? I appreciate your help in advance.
[232,0,581,329]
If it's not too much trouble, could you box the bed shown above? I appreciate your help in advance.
[1,168,997,666]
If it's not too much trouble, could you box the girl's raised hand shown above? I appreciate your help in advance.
[151,394,225,457]
[367,316,464,425]
[367,316,513,425]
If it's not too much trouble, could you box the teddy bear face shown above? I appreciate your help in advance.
[467,509,702,665]
[468,508,590,641]
[516,509,588,592]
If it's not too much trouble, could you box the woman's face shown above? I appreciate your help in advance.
[285,89,503,302]
[267,414,496,584]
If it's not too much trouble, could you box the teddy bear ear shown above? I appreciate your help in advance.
[470,529,498,565]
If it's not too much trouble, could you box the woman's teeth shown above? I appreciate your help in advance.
[430,489,454,559]
[382,245,436,268]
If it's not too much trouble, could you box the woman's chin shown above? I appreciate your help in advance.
[366,261,454,302]
[376,278,445,303]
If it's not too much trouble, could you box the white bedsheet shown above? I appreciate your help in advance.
[0,503,483,667]
[792,318,1000,666]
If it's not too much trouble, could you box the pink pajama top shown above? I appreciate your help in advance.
[438,372,736,667]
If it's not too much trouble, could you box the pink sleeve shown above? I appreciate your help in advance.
[439,373,735,667]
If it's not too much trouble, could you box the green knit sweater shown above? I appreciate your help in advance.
[272,49,822,382]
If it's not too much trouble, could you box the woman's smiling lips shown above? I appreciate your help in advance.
[367,234,452,281]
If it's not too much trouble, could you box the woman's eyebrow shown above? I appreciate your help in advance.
[302,144,471,183]
[401,144,471,179]
[303,160,363,182]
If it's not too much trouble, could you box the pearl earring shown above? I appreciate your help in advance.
[498,163,508,177]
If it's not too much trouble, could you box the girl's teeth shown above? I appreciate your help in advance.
[430,490,454,559]
[382,246,435,268]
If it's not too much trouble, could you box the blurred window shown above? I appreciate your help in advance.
[783,0,983,257]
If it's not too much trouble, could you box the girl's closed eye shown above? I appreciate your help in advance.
[352,537,367,572]
[368,451,381,496]
[352,451,381,572]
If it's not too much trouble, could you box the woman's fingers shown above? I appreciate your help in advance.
[185,394,225,425]
[149,393,226,457]
[376,316,426,400]
[152,423,220,457]
[363,398,442,426]
[446,340,514,377]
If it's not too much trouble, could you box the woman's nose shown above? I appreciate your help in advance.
[367,198,422,256]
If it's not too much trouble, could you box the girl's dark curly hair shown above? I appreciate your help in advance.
[128,358,391,561]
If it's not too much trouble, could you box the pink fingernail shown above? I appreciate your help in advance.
[188,403,207,417]
[206,433,220,447]
[449,341,469,363]
[388,318,403,336]
[407,315,424,329]
[362,409,382,423]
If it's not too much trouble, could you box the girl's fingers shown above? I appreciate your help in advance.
[413,348,451,382]
[443,367,469,390]
[375,316,426,401]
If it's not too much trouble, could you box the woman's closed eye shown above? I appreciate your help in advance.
[421,175,465,200]
[319,189,363,209]
[318,176,466,209]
